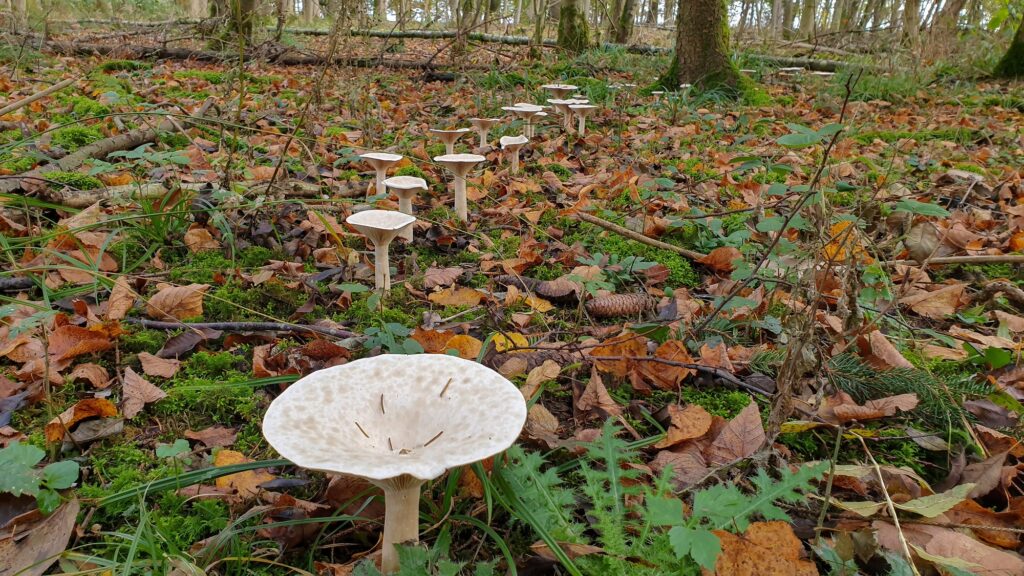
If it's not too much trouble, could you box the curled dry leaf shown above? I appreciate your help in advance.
[423,266,464,289]
[146,283,210,320]
[873,520,1024,575]
[640,340,695,389]
[443,334,483,359]
[138,352,181,378]
[0,499,80,576]
[698,246,742,274]
[856,330,914,369]
[106,276,136,320]
[47,324,113,361]
[705,401,765,466]
[214,449,276,501]
[427,286,484,307]
[520,359,561,399]
[121,367,167,418]
[45,397,118,443]
[185,425,237,448]
[655,404,713,449]
[576,367,623,419]
[898,283,967,319]
[69,363,110,388]
[823,392,919,424]
[650,443,708,488]
[525,403,561,448]
[590,333,648,377]
[183,225,221,253]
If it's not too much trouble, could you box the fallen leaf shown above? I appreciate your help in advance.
[410,328,453,353]
[138,352,181,378]
[121,367,167,418]
[423,266,463,289]
[214,449,276,500]
[46,324,113,361]
[711,521,818,576]
[698,246,742,274]
[655,404,713,449]
[106,276,136,320]
[0,499,80,576]
[183,226,221,253]
[185,425,237,448]
[705,402,765,466]
[650,443,709,488]
[68,363,110,388]
[591,333,648,377]
[45,398,118,443]
[146,283,210,320]
[830,393,919,423]
[576,367,622,418]
[874,520,1024,575]
[492,332,529,353]
[443,334,482,359]
[898,283,966,319]
[857,330,914,369]
[525,403,561,448]
[521,359,560,399]
[531,541,605,561]
[427,286,484,307]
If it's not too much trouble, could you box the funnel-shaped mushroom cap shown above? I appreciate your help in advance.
[541,83,577,91]
[433,153,485,177]
[384,176,428,191]
[429,128,471,140]
[569,104,597,117]
[262,354,527,481]
[513,103,545,111]
[346,210,416,245]
[468,118,501,129]
[500,135,528,149]
[361,152,403,170]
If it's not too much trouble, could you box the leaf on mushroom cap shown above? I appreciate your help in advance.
[262,354,527,481]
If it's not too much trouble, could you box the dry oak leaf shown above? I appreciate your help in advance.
[655,404,714,449]
[898,283,967,319]
[705,401,765,466]
[138,352,182,378]
[698,246,743,274]
[214,449,276,500]
[590,333,648,377]
[106,276,136,320]
[443,334,483,360]
[121,367,167,418]
[146,283,209,320]
[45,398,118,443]
[830,393,919,423]
[183,226,221,253]
[576,367,623,418]
[873,520,1024,575]
[427,286,484,307]
[47,324,113,361]
[707,521,818,576]
[69,363,110,388]
[185,425,237,448]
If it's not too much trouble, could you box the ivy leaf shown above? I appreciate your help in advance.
[42,460,80,490]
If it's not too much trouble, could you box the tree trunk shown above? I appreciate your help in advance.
[557,0,590,52]
[770,0,783,37]
[903,0,920,47]
[799,0,815,35]
[373,0,385,22]
[781,0,794,37]
[737,0,750,40]
[189,0,208,19]
[829,0,845,30]
[660,0,740,92]
[612,0,633,42]
[929,0,964,37]
[645,0,656,24]
[303,0,319,21]
[12,0,27,32]
[994,15,1024,78]
[606,0,621,40]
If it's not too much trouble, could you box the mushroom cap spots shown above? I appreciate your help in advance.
[262,354,527,481]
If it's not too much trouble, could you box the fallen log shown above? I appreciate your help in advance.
[43,178,325,208]
[0,98,215,195]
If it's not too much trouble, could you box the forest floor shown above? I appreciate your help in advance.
[2,23,1024,576]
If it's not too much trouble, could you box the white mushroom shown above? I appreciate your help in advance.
[428,128,472,155]
[651,90,665,101]
[501,104,543,138]
[568,104,597,136]
[384,176,428,242]
[361,152,404,198]
[546,99,574,132]
[262,354,526,575]
[346,209,416,292]
[433,153,485,223]
[540,83,578,99]
[499,135,528,174]
[467,118,502,148]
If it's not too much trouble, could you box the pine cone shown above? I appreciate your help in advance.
[585,293,657,318]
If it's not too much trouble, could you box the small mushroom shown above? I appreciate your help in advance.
[499,135,528,174]
[546,99,574,132]
[568,104,597,136]
[361,152,404,198]
[501,104,543,138]
[434,153,485,223]
[384,176,428,242]
[540,83,578,99]
[651,90,665,102]
[428,128,472,155]
[346,209,416,292]
[468,118,502,148]
[262,354,527,575]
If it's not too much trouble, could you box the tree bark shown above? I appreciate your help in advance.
[645,0,656,24]
[557,0,590,52]
[302,0,319,22]
[799,0,815,36]
[994,15,1024,78]
[612,0,634,42]
[13,0,28,32]
[903,0,920,48]
[660,0,739,91]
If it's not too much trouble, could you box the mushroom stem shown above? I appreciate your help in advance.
[374,242,391,291]
[577,115,587,136]
[525,120,533,138]
[397,197,414,242]
[454,174,468,222]
[477,129,488,148]
[509,150,520,174]
[373,169,387,197]
[444,141,455,155]
[380,479,423,574]
[562,110,572,132]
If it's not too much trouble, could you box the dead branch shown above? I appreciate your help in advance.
[123,318,356,339]
[0,77,78,117]
[575,211,707,261]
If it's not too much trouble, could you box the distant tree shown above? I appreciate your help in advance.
[557,0,590,52]
[659,0,741,92]
[994,15,1024,78]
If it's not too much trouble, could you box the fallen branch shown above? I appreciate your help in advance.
[0,77,78,117]
[123,318,356,339]
[0,98,216,195]
[0,277,36,292]
[882,254,1024,267]
[44,178,324,208]
[575,211,707,261]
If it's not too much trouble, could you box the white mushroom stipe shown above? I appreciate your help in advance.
[568,104,597,136]
[468,118,501,148]
[499,135,528,174]
[345,210,415,292]
[434,154,485,223]
[262,355,527,575]
[502,105,543,138]
[384,176,428,242]
[360,152,403,198]
[428,128,471,155]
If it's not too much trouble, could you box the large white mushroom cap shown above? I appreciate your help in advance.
[346,209,416,245]
[361,152,403,167]
[384,175,428,191]
[262,354,527,481]
[500,135,528,149]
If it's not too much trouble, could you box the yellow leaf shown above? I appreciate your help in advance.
[443,334,483,359]
[428,286,484,307]
[492,332,529,353]
[214,449,276,500]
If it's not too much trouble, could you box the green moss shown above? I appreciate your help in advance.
[51,125,104,151]
[47,171,103,190]
[174,69,226,84]
[68,96,110,119]
[680,387,751,418]
[532,263,566,281]
[0,129,23,145]
[185,351,242,377]
[587,232,699,287]
[205,280,310,322]
[340,290,419,332]
[0,155,35,173]
[395,164,427,180]
[158,131,191,149]
[97,59,151,72]
[557,0,591,53]
[852,127,978,145]
[546,163,573,181]
[121,329,166,354]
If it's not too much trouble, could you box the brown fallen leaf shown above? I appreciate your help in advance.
[576,367,623,418]
[443,334,483,359]
[183,225,220,253]
[698,246,742,274]
[46,324,113,361]
[705,401,765,466]
[138,352,182,378]
[874,520,1024,575]
[709,521,818,576]
[45,398,118,443]
[857,330,914,369]
[827,393,919,424]
[0,499,80,576]
[121,367,167,418]
[698,342,734,372]
[423,266,463,289]
[590,333,648,377]
[185,425,237,448]
[215,449,276,500]
[146,283,210,320]
[520,359,561,399]
[525,403,561,448]
[650,444,710,489]
[640,340,695,390]
[427,286,484,307]
[655,404,713,449]
[410,328,453,353]
[68,363,110,388]
[898,283,967,319]
[106,276,136,320]
[531,541,605,562]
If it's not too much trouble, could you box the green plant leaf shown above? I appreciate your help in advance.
[776,132,820,148]
[36,488,61,514]
[688,528,722,571]
[893,483,974,518]
[647,495,686,526]
[42,460,79,490]
[892,199,951,217]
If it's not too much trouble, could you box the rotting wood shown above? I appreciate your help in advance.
[575,211,707,261]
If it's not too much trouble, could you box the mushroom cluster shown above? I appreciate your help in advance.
[262,354,527,575]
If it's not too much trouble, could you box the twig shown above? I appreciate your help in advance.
[967,280,1024,307]
[0,77,77,117]
[882,255,1024,267]
[857,434,921,576]
[575,212,707,261]
[123,318,356,339]
[0,277,36,291]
